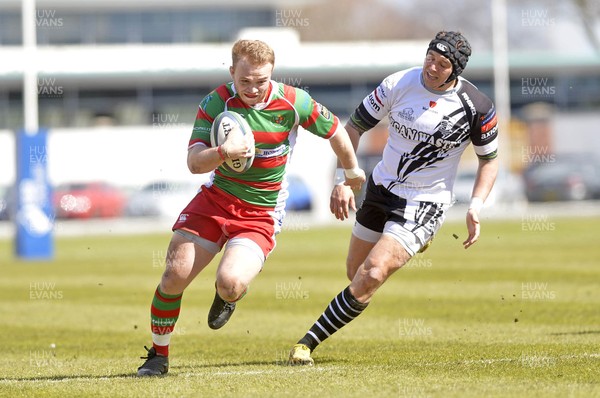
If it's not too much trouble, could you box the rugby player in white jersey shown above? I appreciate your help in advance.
[289,31,499,365]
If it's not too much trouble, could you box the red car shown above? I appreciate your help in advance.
[54,181,126,219]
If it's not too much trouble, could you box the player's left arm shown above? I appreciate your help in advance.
[295,88,365,217]
[328,123,366,220]
[329,124,365,191]
[463,157,498,249]
[464,97,499,249]
[328,81,391,220]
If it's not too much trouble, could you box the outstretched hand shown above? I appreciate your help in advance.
[463,209,480,249]
[330,184,356,221]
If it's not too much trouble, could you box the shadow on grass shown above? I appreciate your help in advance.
[1,359,339,383]
[176,357,339,371]
[0,373,139,382]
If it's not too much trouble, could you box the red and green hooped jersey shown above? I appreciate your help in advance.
[190,80,339,209]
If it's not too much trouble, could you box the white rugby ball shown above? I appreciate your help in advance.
[210,111,255,173]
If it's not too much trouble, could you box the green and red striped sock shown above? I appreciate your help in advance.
[150,286,182,357]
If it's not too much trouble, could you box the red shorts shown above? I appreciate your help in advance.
[172,185,280,258]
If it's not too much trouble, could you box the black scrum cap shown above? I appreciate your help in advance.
[427,31,472,83]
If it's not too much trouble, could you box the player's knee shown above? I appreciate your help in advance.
[161,257,193,291]
[361,258,388,288]
[216,275,245,302]
[160,271,185,295]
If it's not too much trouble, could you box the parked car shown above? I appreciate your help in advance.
[523,154,600,202]
[54,181,127,218]
[125,180,200,218]
[286,175,312,211]
[126,174,312,218]
[452,167,526,207]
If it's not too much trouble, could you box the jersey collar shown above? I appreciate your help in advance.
[230,80,276,110]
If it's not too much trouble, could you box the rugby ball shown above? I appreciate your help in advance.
[210,111,255,173]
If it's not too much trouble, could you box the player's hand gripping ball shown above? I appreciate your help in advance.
[210,111,255,173]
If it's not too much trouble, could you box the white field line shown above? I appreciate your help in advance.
[1,353,598,384]
[0,365,329,384]
[423,352,600,367]
[205,366,329,377]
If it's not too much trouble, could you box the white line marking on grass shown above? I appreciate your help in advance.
[194,366,330,377]
[0,366,331,385]
[2,354,598,384]
[425,352,600,366]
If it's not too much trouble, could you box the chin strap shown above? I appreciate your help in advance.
[436,79,457,90]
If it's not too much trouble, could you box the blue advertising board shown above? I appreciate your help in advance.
[15,129,54,260]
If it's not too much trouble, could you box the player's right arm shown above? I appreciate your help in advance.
[187,132,252,174]
[186,90,223,174]
[292,87,365,220]
[346,76,394,137]
[330,121,362,220]
[343,122,362,153]
[187,145,222,175]
[337,77,392,170]
[186,85,249,174]
[329,78,394,219]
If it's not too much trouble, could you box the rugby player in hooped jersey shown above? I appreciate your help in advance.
[289,31,499,365]
[136,39,366,376]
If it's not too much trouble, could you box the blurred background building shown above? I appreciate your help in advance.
[1,0,599,129]
[1,0,600,226]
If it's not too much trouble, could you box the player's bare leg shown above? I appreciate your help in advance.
[161,232,216,295]
[290,234,411,365]
[349,234,411,303]
[345,234,376,281]
[208,238,264,329]
[138,232,216,376]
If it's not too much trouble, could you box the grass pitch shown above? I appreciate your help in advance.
[0,216,599,397]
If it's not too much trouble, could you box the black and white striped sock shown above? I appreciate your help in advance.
[298,286,368,351]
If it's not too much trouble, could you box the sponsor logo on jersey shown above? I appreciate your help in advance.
[461,92,477,117]
[317,103,332,120]
[200,95,212,111]
[481,126,498,140]
[429,101,437,108]
[255,144,287,158]
[438,118,453,133]
[272,114,285,125]
[178,213,188,222]
[389,115,460,151]
[398,108,415,122]
[377,85,387,99]
[480,108,496,124]
[481,114,497,133]
[367,93,381,112]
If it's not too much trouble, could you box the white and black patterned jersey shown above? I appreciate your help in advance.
[350,67,499,204]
